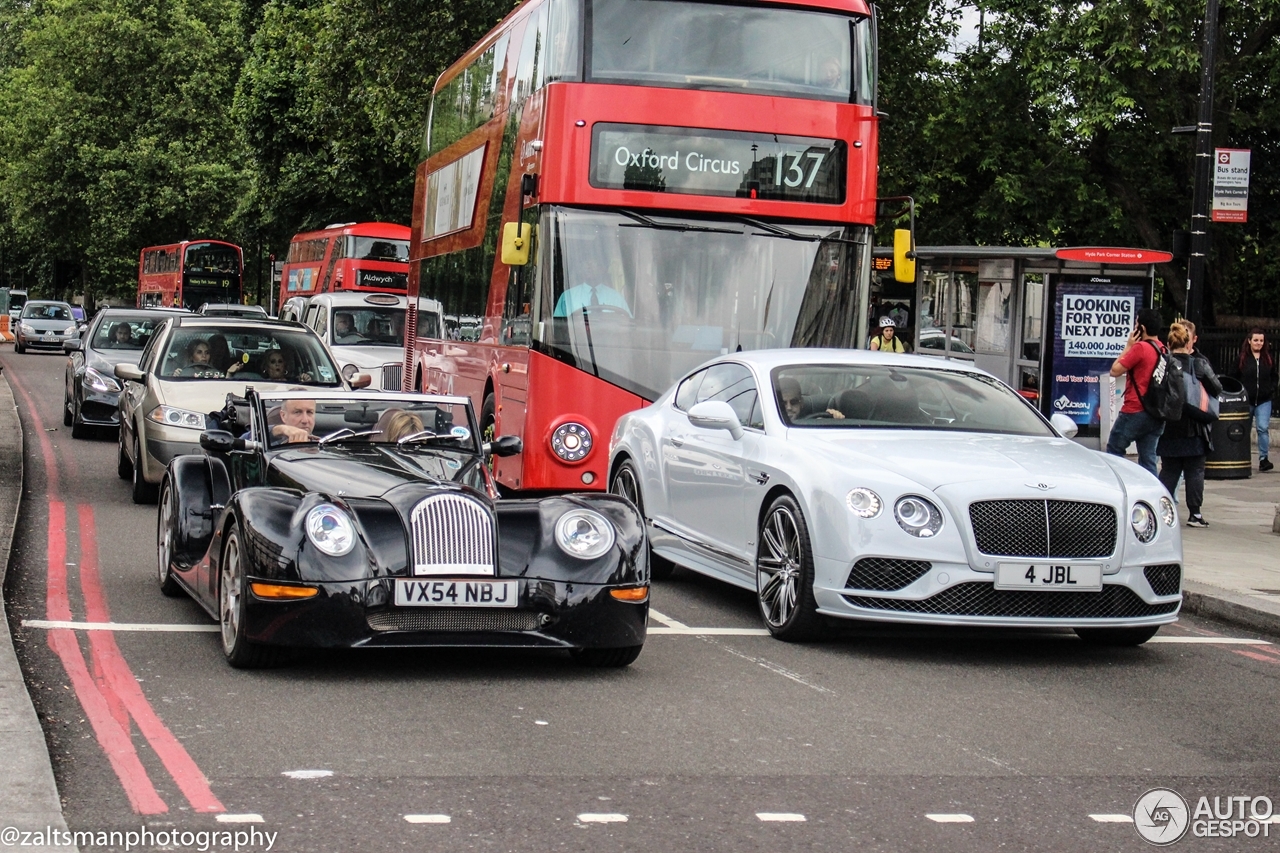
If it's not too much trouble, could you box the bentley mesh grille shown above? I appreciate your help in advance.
[409,494,496,575]
[843,583,1177,619]
[969,499,1117,558]
[1144,564,1182,597]
[381,362,403,392]
[368,609,539,633]
[847,558,933,591]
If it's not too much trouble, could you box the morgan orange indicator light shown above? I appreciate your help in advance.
[609,586,649,602]
[250,583,319,600]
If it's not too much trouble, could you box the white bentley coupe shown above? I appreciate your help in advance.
[608,350,1182,645]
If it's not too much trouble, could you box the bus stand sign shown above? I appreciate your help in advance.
[1212,148,1250,223]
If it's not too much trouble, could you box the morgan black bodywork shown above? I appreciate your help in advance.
[158,390,649,668]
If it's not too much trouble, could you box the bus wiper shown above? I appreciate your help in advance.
[735,216,863,246]
[618,209,739,235]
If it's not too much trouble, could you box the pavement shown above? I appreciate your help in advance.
[0,350,1276,843]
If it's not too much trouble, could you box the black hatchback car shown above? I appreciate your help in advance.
[63,308,186,437]
[157,390,650,668]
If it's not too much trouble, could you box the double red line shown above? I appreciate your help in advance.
[8,367,222,814]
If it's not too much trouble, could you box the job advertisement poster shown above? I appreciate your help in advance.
[1051,277,1145,426]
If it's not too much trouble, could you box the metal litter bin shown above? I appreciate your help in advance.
[1205,377,1252,480]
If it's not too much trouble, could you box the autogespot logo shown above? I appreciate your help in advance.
[1134,788,1190,845]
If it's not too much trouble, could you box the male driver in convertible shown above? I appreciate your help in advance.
[271,398,316,444]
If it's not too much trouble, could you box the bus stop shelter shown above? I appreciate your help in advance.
[869,245,1173,448]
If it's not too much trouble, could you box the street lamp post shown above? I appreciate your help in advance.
[1184,0,1220,327]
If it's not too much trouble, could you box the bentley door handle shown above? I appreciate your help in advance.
[670,437,684,447]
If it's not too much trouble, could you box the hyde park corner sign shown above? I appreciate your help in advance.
[1212,148,1251,223]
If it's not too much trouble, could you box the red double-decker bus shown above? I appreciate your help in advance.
[137,240,244,309]
[277,222,411,313]
[403,0,878,492]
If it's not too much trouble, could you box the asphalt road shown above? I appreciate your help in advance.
[3,345,1280,852]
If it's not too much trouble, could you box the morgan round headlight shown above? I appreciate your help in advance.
[1159,496,1176,528]
[894,496,944,538]
[846,488,882,518]
[306,503,356,556]
[1131,501,1158,543]
[554,509,615,559]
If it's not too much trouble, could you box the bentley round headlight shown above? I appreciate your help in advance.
[1131,502,1158,543]
[1159,496,1176,528]
[894,496,944,538]
[846,488,882,518]
[550,422,592,463]
[554,509,615,560]
[306,503,356,556]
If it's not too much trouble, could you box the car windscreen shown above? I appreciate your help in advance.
[22,303,73,321]
[159,327,341,385]
[330,306,405,347]
[773,364,1053,436]
[93,314,168,351]
[255,397,477,453]
[349,237,410,262]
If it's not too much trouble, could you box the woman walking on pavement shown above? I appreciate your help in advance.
[1233,328,1276,472]
[1158,322,1221,527]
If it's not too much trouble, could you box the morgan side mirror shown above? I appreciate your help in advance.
[200,430,238,453]
[487,435,524,457]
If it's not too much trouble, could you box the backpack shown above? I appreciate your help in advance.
[1140,340,1186,421]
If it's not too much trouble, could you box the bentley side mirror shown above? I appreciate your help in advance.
[114,363,146,382]
[487,435,523,457]
[687,400,744,440]
[1049,413,1079,439]
[349,372,372,389]
[63,338,82,353]
[200,430,237,453]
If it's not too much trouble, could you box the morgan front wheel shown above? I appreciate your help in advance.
[220,526,285,668]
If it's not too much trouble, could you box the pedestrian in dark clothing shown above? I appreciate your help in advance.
[1231,327,1276,472]
[1107,307,1167,476]
[1157,322,1221,527]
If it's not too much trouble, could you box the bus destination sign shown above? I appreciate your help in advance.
[590,124,846,204]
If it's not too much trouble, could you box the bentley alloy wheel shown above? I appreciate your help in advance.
[755,495,825,641]
[609,459,673,581]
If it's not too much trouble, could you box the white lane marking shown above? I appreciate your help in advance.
[1089,814,1134,823]
[577,813,628,823]
[701,637,833,694]
[1147,637,1271,645]
[926,814,975,823]
[282,769,334,779]
[647,609,689,629]
[650,627,771,636]
[23,619,219,632]
[404,814,451,824]
[216,814,265,824]
[756,813,806,822]
[535,720,549,726]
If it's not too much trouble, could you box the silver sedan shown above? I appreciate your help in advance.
[608,350,1182,646]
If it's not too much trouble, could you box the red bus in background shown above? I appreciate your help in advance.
[278,222,411,313]
[137,240,244,309]
[403,0,879,493]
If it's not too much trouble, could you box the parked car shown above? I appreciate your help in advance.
[157,389,648,668]
[63,307,186,437]
[115,315,371,504]
[14,300,78,353]
[299,292,432,389]
[197,303,268,319]
[608,349,1183,646]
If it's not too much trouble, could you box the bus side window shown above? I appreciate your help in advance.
[514,3,549,104]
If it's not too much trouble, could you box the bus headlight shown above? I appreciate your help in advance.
[306,504,356,556]
[550,422,592,462]
[554,509,615,559]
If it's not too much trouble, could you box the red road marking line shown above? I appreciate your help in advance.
[1232,649,1280,665]
[6,366,61,494]
[77,505,225,813]
[44,501,167,814]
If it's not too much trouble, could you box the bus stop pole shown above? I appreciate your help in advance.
[1184,0,1219,328]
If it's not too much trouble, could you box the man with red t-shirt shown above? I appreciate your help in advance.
[1105,307,1166,475]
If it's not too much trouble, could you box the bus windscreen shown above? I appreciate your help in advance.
[184,243,241,274]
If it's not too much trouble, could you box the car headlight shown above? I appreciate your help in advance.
[63,326,77,335]
[554,509,615,559]
[19,323,34,334]
[306,503,356,556]
[846,487,883,518]
[894,496,944,538]
[1131,501,1158,543]
[550,422,592,462]
[1159,496,1176,528]
[146,405,207,429]
[83,367,121,393]
[341,363,358,381]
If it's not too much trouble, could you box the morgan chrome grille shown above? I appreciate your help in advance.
[409,493,496,576]
[969,499,1117,559]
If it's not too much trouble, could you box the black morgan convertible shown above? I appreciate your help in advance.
[157,389,649,668]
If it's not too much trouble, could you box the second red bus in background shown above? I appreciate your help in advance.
[138,240,244,309]
[277,222,411,314]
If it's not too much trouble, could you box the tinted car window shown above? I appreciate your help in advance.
[696,363,758,427]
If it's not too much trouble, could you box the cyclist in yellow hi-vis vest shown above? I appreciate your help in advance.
[869,317,904,353]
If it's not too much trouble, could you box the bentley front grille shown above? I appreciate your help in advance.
[368,609,539,633]
[409,493,496,575]
[969,499,1117,558]
[1144,564,1182,597]
[844,583,1178,620]
[846,558,933,592]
